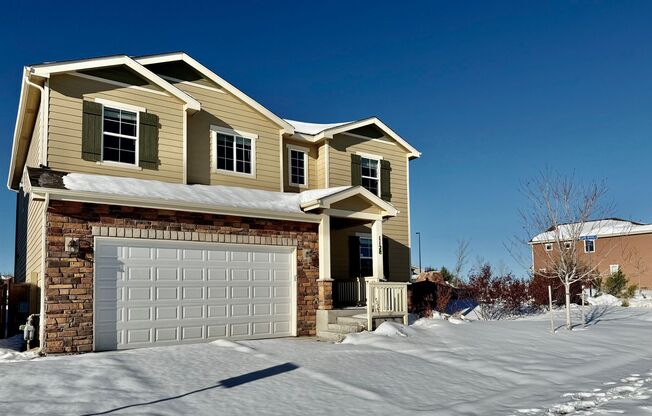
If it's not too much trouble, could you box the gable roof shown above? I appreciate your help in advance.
[284,117,421,159]
[135,52,295,133]
[530,218,652,243]
[29,55,201,111]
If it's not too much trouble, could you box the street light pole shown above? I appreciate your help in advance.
[416,232,422,273]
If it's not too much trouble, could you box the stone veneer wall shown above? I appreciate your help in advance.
[44,200,319,354]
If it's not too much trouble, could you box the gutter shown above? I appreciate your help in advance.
[30,187,323,224]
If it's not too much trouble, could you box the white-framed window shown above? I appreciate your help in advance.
[544,243,553,252]
[564,241,572,250]
[98,99,142,166]
[359,236,373,277]
[609,264,620,274]
[211,126,257,176]
[360,155,381,196]
[287,145,308,187]
[538,268,547,273]
[584,240,595,253]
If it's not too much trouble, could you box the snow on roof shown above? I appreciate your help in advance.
[284,119,351,135]
[531,218,652,242]
[62,172,350,215]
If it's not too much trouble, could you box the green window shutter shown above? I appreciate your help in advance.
[383,236,390,279]
[81,101,103,162]
[349,236,360,277]
[351,154,362,186]
[139,112,159,170]
[380,159,392,201]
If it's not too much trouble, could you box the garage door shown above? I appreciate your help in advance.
[94,238,296,350]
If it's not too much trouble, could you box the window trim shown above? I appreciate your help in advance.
[287,144,309,188]
[544,243,553,252]
[584,239,596,253]
[609,264,620,274]
[210,125,257,177]
[359,236,373,276]
[98,100,141,167]
[563,241,572,250]
[358,153,382,197]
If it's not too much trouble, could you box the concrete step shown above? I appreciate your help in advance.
[327,323,363,334]
[336,316,368,329]
[316,330,346,342]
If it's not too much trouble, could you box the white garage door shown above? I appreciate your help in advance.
[94,238,296,350]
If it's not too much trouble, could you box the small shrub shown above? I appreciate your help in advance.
[459,264,529,320]
[601,270,638,305]
[529,272,584,308]
[603,270,628,296]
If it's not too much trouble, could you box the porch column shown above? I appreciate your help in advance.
[371,218,384,280]
[318,214,331,280]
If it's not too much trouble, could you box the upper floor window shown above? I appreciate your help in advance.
[584,240,595,253]
[288,146,308,187]
[360,156,380,196]
[564,241,572,250]
[102,105,138,165]
[211,126,256,176]
[544,243,553,252]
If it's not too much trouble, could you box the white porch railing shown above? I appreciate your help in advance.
[366,280,409,330]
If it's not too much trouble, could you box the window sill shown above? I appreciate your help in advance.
[97,161,143,171]
[214,169,255,178]
[289,182,309,189]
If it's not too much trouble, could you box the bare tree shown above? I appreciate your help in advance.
[517,170,620,330]
[453,239,470,281]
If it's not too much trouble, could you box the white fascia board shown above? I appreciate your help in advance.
[300,185,399,217]
[30,187,322,224]
[7,67,35,190]
[30,56,201,112]
[135,53,295,134]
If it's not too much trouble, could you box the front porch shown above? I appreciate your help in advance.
[300,187,410,339]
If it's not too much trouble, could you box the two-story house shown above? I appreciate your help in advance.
[8,52,420,353]
[531,218,652,289]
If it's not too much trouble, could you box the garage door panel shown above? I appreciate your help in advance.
[95,239,296,350]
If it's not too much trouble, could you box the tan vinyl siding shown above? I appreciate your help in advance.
[25,107,42,167]
[47,73,185,182]
[282,138,318,192]
[329,133,412,281]
[317,142,327,188]
[26,197,45,287]
[170,81,282,190]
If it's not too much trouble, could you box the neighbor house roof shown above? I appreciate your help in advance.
[27,168,397,222]
[530,218,652,243]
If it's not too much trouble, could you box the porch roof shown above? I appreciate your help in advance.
[26,168,390,222]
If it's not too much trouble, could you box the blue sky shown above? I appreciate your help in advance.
[1,1,651,276]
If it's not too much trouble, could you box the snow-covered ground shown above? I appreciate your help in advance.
[1,307,651,415]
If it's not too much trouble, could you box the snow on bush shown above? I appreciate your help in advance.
[586,294,621,306]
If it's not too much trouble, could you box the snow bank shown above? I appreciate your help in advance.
[587,294,621,306]
[0,335,37,362]
[63,172,350,214]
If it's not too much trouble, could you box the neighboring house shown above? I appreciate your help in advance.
[530,218,652,289]
[8,52,420,353]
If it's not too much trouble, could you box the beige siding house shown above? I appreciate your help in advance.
[8,52,421,354]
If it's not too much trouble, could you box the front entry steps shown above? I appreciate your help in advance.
[317,310,368,342]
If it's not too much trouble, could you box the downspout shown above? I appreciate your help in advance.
[24,73,46,166]
[38,192,50,354]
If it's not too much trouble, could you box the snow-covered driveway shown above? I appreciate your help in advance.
[1,307,651,415]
